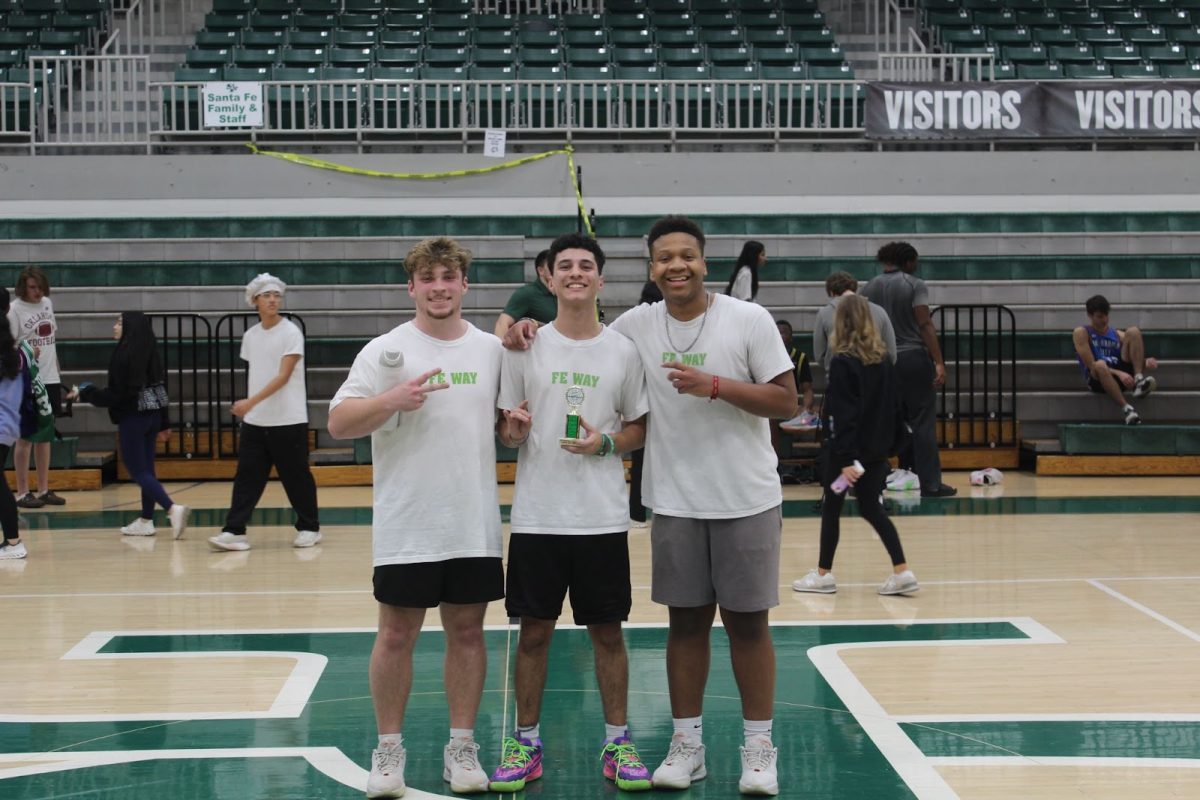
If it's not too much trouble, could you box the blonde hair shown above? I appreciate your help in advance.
[830,295,888,365]
[403,237,473,278]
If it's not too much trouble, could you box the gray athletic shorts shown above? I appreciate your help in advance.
[650,506,782,613]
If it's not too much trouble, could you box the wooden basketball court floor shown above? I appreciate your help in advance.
[1,472,1198,799]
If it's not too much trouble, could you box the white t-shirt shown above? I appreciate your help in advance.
[241,318,308,427]
[8,297,59,383]
[499,323,648,535]
[730,266,754,302]
[610,294,794,519]
[330,321,503,566]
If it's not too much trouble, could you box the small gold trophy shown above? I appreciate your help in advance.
[558,385,586,445]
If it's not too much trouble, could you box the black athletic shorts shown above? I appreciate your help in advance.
[505,532,632,626]
[1086,359,1135,393]
[373,557,504,608]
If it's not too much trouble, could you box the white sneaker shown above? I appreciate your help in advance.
[886,469,920,492]
[652,734,706,789]
[208,532,251,551]
[1133,374,1157,398]
[443,738,488,793]
[739,738,780,796]
[120,518,156,537]
[167,504,190,539]
[0,541,28,560]
[792,569,837,594]
[779,411,819,432]
[630,519,649,529]
[293,530,322,548]
[878,570,920,596]
[367,744,407,798]
[1124,405,1142,426]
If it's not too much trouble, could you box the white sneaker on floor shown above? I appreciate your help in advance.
[878,570,920,596]
[367,744,407,798]
[292,530,322,548]
[739,738,780,796]
[167,504,190,539]
[0,541,28,560]
[886,469,920,492]
[792,569,837,594]
[120,518,156,537]
[630,519,648,529]
[1133,374,1157,398]
[652,734,706,789]
[443,738,488,793]
[208,532,251,551]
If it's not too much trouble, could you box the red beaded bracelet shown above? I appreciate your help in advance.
[709,375,720,402]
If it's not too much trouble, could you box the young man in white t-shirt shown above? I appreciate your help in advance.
[327,237,502,798]
[504,217,797,796]
[208,274,320,552]
[489,233,651,793]
[7,266,66,508]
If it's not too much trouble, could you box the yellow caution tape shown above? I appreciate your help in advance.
[245,142,594,237]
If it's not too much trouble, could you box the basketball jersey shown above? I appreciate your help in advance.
[1078,325,1121,379]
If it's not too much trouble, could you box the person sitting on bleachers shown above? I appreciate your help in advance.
[1072,294,1158,426]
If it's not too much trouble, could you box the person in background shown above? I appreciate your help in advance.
[724,241,766,303]
[77,313,189,539]
[208,273,321,552]
[0,289,29,560]
[775,319,816,434]
[628,279,662,528]
[495,249,557,338]
[792,295,918,597]
[1072,294,1157,425]
[7,266,65,508]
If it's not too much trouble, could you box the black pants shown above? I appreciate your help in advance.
[896,349,942,489]
[629,446,646,523]
[0,444,17,542]
[222,422,319,535]
[819,459,906,571]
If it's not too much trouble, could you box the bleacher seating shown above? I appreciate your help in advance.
[0,0,112,81]
[922,0,1200,78]
[178,0,851,83]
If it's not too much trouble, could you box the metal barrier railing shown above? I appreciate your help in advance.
[213,313,308,458]
[29,55,152,152]
[933,304,1018,449]
[879,52,997,82]
[146,313,214,459]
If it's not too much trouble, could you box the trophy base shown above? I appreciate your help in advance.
[558,436,585,446]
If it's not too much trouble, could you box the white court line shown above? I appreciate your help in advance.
[806,616,1066,800]
[6,574,1200,600]
[1087,579,1200,644]
[926,756,1200,769]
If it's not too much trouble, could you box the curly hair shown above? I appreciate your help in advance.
[403,237,473,278]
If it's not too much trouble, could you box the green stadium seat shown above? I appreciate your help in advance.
[566,46,612,66]
[565,29,608,46]
[699,27,745,46]
[474,28,516,46]
[289,30,332,47]
[929,9,973,27]
[37,30,84,49]
[22,0,63,12]
[695,11,738,28]
[198,30,242,49]
[293,13,336,30]
[610,28,654,47]
[0,31,36,48]
[1159,61,1200,77]
[382,10,427,29]
[746,27,791,46]
[801,46,846,64]
[340,12,382,28]
[249,12,290,30]
[975,9,1017,26]
[225,65,272,81]
[173,66,219,82]
[6,13,52,29]
[475,13,516,29]
[281,47,327,67]
[1144,43,1188,63]
[1016,9,1059,26]
[709,45,752,65]
[661,45,706,65]
[329,47,373,66]
[519,46,563,66]
[334,29,377,47]
[424,46,469,65]
[375,46,420,65]
[650,11,695,29]
[384,0,426,9]
[63,0,110,10]
[1016,62,1063,78]
[427,28,470,46]
[648,0,689,12]
[474,46,517,66]
[1004,44,1049,63]
[1060,9,1104,26]
[809,63,856,80]
[783,11,826,29]
[742,11,785,28]
[792,27,837,45]
[755,44,801,64]
[1170,27,1200,44]
[1126,26,1168,44]
[693,0,738,11]
[301,0,339,10]
[1033,26,1080,45]
[990,27,1033,45]
[657,28,700,45]
[1096,43,1142,63]
[429,0,470,10]
[380,29,422,46]
[607,0,648,10]
[1049,43,1095,63]
[941,27,989,48]
[1107,10,1149,27]
[185,48,232,67]
[257,0,294,12]
[988,61,1018,79]
[607,13,650,29]
[370,64,418,80]
[613,47,657,65]
[233,46,278,67]
[761,63,807,80]
[1112,62,1161,77]
[518,28,560,47]
[712,63,760,79]
[1063,62,1112,78]
[564,13,603,29]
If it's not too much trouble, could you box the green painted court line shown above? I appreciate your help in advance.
[909,720,1200,760]
[19,495,1200,532]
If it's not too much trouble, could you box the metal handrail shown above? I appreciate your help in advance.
[933,304,1018,449]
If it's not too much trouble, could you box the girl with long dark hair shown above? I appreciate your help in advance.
[77,312,189,539]
[0,288,28,559]
[724,240,765,302]
[791,295,919,596]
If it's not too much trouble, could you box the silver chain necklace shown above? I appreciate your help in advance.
[664,293,711,354]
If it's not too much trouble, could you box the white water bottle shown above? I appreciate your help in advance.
[830,460,865,495]
[377,349,404,431]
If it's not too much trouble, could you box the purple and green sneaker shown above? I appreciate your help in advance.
[489,735,543,792]
[602,736,652,791]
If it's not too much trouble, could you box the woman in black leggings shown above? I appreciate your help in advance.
[792,295,919,596]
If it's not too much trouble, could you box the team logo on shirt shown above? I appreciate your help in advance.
[549,371,600,387]
[661,352,707,365]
